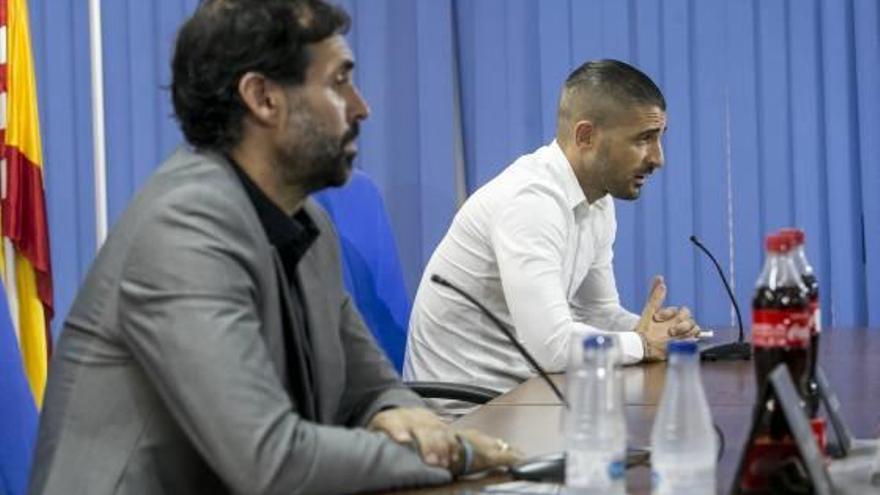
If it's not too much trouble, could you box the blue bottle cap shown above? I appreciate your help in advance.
[583,335,614,350]
[667,340,698,355]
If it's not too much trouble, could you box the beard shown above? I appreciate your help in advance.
[597,142,642,201]
[277,100,360,194]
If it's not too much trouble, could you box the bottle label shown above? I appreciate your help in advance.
[752,309,811,348]
[566,451,625,491]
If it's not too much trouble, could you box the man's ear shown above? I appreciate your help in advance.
[237,72,282,126]
[573,119,598,150]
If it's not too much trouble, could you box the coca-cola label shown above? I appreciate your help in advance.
[752,309,811,348]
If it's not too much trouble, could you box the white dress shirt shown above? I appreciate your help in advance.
[403,141,643,406]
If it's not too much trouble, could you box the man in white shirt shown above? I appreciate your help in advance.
[404,60,700,413]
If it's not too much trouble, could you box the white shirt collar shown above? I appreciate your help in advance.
[548,140,609,211]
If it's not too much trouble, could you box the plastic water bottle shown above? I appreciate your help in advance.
[650,340,717,494]
[565,335,626,494]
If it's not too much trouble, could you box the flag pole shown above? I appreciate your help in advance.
[88,0,107,248]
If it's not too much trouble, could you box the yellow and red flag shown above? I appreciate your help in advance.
[0,0,53,409]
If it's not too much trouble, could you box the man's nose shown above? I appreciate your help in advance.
[349,85,370,122]
[648,141,664,170]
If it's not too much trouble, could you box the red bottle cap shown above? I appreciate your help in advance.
[765,234,790,253]
[778,228,805,246]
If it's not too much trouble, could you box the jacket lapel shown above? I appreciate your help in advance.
[296,247,344,425]
[272,250,319,422]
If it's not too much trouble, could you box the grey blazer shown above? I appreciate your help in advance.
[29,148,449,494]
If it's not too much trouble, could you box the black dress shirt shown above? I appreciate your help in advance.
[228,158,321,421]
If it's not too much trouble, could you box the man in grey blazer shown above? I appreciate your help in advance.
[28,1,519,493]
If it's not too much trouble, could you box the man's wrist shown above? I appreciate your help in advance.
[638,332,650,361]
[453,434,474,476]
[638,332,662,362]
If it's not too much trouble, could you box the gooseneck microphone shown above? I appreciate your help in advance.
[689,235,752,361]
[430,274,568,407]
[432,274,665,481]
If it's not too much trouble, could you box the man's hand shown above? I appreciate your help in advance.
[368,407,459,468]
[635,276,701,361]
[368,408,523,474]
[654,305,700,337]
[454,429,524,474]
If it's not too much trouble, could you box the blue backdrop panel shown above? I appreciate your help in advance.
[354,0,422,296]
[458,0,518,191]
[820,0,868,326]
[691,0,732,325]
[788,0,833,327]
[504,0,543,164]
[756,0,794,234]
[659,0,697,315]
[29,0,96,335]
[569,0,604,63]
[413,0,460,267]
[536,0,571,142]
[101,0,192,228]
[853,0,880,325]
[31,0,880,337]
[726,0,765,329]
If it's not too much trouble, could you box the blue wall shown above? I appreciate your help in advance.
[29,0,96,332]
[31,0,880,336]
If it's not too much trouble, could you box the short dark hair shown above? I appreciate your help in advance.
[171,0,350,151]
[557,59,665,136]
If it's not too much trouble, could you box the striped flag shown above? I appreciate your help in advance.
[0,0,53,492]
[0,0,54,403]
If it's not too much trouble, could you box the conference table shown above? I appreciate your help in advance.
[391,327,880,494]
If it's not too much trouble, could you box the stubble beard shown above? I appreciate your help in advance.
[597,144,641,201]
[278,104,356,195]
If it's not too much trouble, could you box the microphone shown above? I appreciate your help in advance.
[689,235,752,361]
[432,274,660,482]
[429,274,568,407]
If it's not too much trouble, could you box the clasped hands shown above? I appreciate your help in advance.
[367,407,522,475]
[636,276,702,361]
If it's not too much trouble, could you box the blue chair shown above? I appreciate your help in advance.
[315,171,500,404]
[314,170,410,371]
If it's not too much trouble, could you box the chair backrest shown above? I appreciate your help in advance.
[313,170,410,372]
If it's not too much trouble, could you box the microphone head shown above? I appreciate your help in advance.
[689,234,699,244]
[430,274,448,286]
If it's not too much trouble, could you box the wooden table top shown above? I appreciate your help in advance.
[388,328,880,494]
[496,327,880,408]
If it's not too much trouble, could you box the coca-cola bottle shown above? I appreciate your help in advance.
[752,233,811,404]
[739,234,813,492]
[779,227,821,416]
